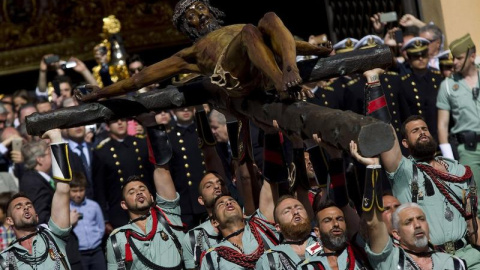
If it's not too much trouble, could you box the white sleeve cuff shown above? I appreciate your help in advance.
[367,164,382,169]
[439,143,455,160]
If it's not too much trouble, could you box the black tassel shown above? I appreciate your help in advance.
[424,177,435,196]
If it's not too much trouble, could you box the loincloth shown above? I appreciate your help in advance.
[210,47,251,98]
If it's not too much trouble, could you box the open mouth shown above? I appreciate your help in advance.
[24,212,32,219]
[226,205,235,211]
[331,229,343,235]
[136,195,146,203]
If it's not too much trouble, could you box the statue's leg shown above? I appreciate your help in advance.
[257,12,302,90]
[224,24,285,93]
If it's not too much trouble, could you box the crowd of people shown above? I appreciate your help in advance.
[0,0,479,269]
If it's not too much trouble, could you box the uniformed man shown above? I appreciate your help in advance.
[365,201,466,269]
[199,180,279,269]
[360,69,480,268]
[168,107,207,229]
[436,49,454,78]
[255,196,369,269]
[352,142,466,270]
[93,118,154,232]
[345,35,410,144]
[400,37,443,141]
[182,172,228,269]
[0,129,72,269]
[105,123,185,270]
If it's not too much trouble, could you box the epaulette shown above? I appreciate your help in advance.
[431,69,441,75]
[96,137,111,149]
[401,74,411,80]
[386,71,398,76]
[347,78,360,86]
[323,86,334,91]
[135,134,145,139]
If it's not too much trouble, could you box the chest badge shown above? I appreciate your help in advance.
[160,231,169,241]
[453,84,459,91]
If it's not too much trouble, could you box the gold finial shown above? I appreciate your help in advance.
[102,15,121,37]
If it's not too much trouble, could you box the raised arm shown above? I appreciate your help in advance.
[363,69,403,173]
[350,141,389,252]
[44,129,71,229]
[77,47,200,102]
[146,124,177,200]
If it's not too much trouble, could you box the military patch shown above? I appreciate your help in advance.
[306,242,322,255]
[160,231,169,241]
[49,248,55,260]
[453,84,459,91]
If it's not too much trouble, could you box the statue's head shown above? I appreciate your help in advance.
[172,0,225,41]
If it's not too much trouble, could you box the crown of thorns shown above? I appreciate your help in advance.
[172,0,209,27]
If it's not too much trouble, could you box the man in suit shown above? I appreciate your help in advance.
[65,126,94,199]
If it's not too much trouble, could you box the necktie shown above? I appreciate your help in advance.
[76,144,91,176]
[49,178,56,190]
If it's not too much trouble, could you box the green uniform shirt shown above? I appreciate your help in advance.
[106,193,184,270]
[387,156,469,245]
[366,237,465,269]
[436,72,480,134]
[182,219,220,269]
[200,210,278,270]
[0,219,71,270]
[256,236,366,270]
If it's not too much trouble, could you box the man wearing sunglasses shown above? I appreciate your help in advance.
[400,37,444,142]
[437,34,480,219]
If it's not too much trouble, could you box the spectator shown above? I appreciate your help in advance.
[0,192,14,252]
[34,97,53,113]
[69,171,106,270]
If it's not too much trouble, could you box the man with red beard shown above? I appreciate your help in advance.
[199,179,278,269]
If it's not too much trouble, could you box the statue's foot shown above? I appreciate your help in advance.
[281,65,302,91]
[74,85,100,102]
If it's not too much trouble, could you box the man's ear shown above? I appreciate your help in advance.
[120,200,128,210]
[313,227,320,238]
[401,139,409,149]
[392,229,401,242]
[198,196,205,206]
[211,218,219,228]
[6,217,14,227]
[275,223,281,233]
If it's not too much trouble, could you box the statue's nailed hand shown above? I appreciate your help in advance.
[74,84,100,102]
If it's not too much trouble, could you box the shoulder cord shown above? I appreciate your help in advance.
[416,164,473,218]
[213,219,266,269]
[112,206,184,270]
[5,227,68,270]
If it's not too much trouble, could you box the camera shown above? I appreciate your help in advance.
[394,30,403,44]
[60,61,77,69]
[78,213,83,220]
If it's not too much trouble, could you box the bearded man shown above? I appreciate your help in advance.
[256,197,369,269]
[357,67,480,270]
